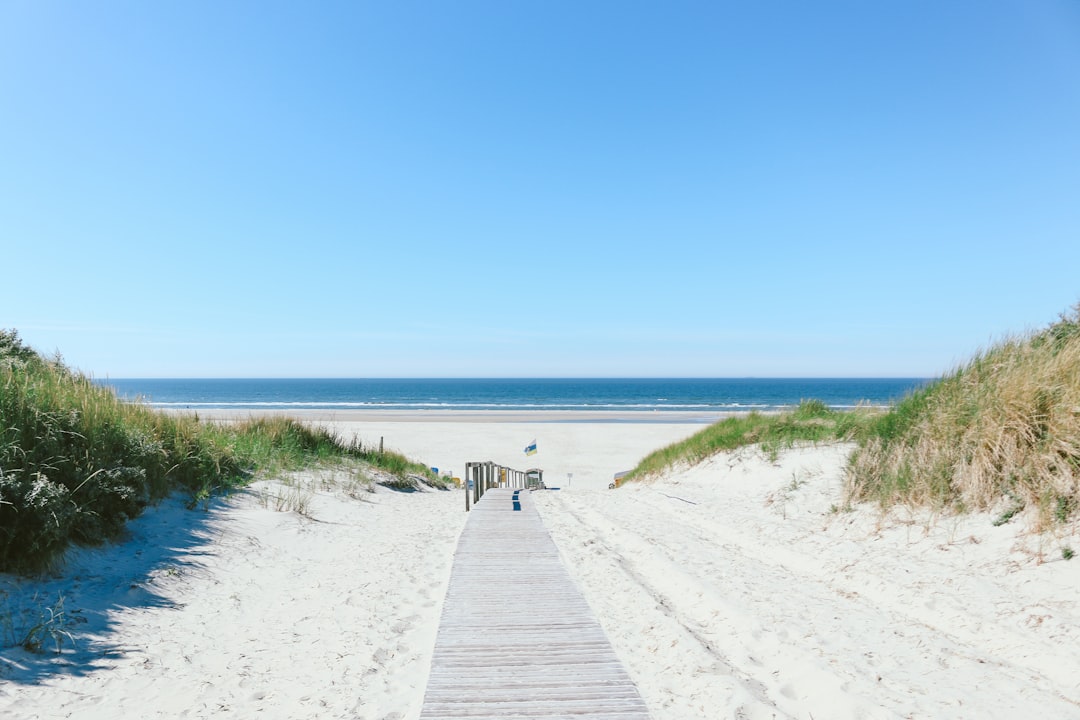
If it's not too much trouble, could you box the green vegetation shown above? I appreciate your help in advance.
[846,305,1080,529]
[624,399,878,482]
[17,591,81,654]
[0,330,440,574]
[625,304,1080,531]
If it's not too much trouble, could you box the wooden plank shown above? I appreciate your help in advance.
[419,488,650,720]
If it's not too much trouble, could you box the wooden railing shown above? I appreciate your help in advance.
[463,461,543,511]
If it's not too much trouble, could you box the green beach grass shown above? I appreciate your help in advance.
[624,399,880,483]
[846,304,1080,529]
[626,305,1080,530]
[0,330,441,574]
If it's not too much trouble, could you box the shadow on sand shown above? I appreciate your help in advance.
[0,491,245,685]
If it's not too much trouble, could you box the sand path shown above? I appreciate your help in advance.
[535,444,1080,719]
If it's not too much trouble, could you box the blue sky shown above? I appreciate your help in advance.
[2,1,1079,378]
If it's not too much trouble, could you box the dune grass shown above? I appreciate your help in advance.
[624,304,1080,531]
[0,330,439,574]
[624,399,879,482]
[846,305,1080,529]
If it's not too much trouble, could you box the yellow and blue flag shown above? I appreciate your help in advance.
[524,440,537,456]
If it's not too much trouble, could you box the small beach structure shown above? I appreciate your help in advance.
[609,470,630,489]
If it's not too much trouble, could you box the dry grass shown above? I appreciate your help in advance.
[255,466,379,516]
[846,305,1080,529]
[258,482,316,517]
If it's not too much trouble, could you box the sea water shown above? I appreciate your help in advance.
[97,378,929,415]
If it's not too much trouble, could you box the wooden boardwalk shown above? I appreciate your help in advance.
[420,488,650,719]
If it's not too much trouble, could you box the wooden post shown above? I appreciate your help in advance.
[466,463,472,512]
[379,436,384,453]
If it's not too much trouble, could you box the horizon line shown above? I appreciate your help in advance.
[94,375,935,381]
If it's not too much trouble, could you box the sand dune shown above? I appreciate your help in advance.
[536,443,1080,719]
[0,475,465,719]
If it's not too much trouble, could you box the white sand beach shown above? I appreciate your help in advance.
[3,415,1079,719]
[195,408,717,492]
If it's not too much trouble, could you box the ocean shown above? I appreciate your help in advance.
[97,378,930,416]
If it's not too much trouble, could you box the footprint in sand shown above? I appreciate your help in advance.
[372,648,394,667]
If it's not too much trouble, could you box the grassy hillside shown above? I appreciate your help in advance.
[624,399,876,482]
[847,306,1080,528]
[624,305,1080,530]
[0,331,439,574]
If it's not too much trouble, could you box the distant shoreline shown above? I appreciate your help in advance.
[103,378,926,419]
[175,408,737,424]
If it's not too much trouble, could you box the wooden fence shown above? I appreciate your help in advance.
[463,461,543,511]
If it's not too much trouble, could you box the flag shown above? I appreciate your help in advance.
[524,440,537,456]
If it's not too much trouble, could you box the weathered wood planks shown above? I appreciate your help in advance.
[419,488,650,719]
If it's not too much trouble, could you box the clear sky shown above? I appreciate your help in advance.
[2,1,1079,378]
